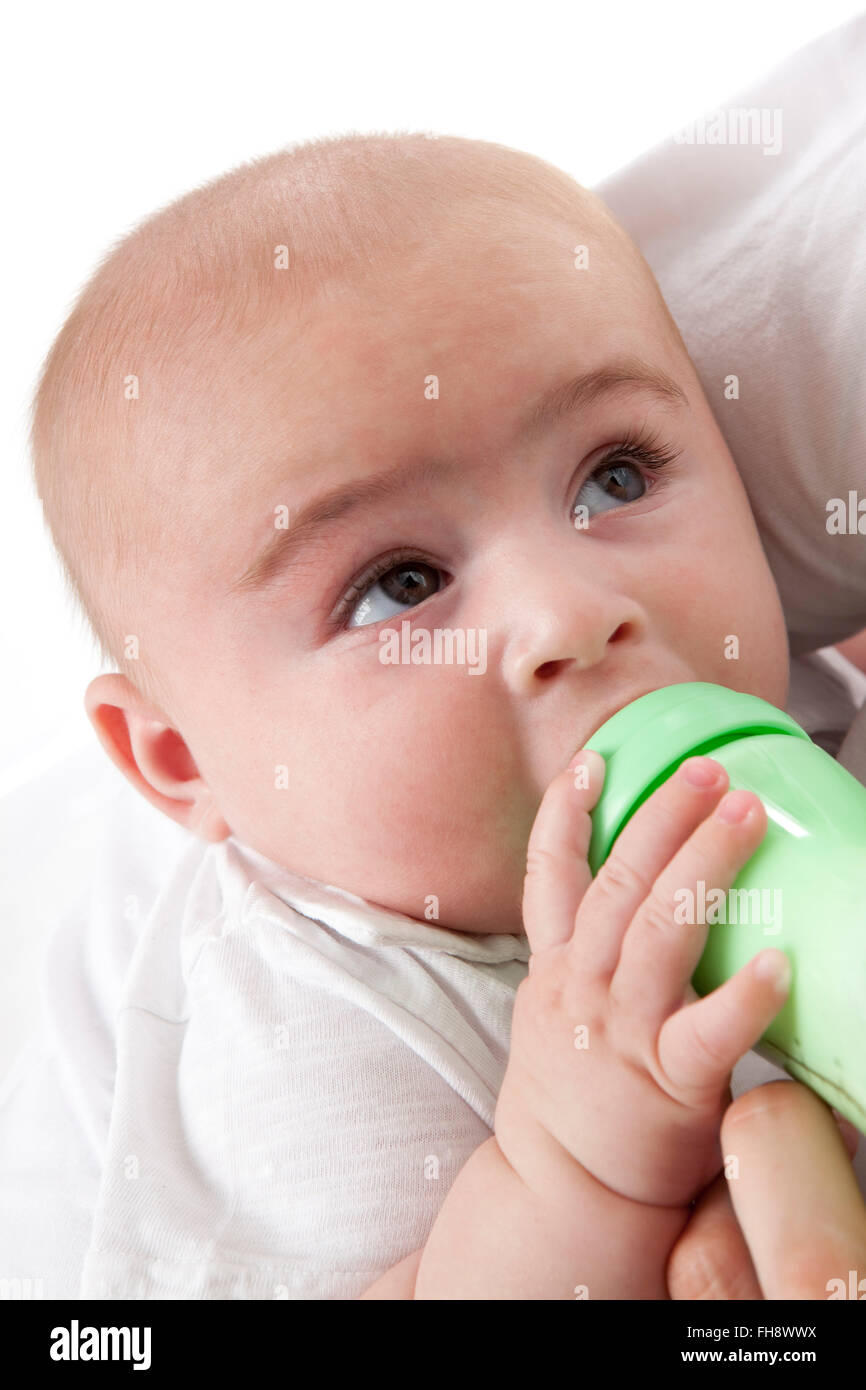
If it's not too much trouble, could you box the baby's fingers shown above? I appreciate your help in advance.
[611,788,768,1032]
[657,949,791,1098]
[521,751,605,956]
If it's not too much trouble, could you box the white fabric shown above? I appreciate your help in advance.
[1,651,865,1300]
[594,14,866,656]
[0,822,528,1300]
[0,742,191,1084]
[79,838,529,1300]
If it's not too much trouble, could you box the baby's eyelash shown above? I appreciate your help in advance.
[333,547,438,628]
[593,428,683,474]
[328,430,683,631]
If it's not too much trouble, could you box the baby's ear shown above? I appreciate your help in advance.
[83,673,231,842]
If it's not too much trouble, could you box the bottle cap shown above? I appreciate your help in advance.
[583,682,809,873]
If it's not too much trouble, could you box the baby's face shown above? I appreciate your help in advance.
[96,205,789,933]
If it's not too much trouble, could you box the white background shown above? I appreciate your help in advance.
[3,0,865,793]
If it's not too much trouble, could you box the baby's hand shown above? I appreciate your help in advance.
[495,752,791,1210]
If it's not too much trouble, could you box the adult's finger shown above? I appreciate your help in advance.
[667,1171,763,1300]
[669,1099,860,1300]
[721,1081,866,1300]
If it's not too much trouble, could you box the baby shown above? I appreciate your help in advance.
[28,130,799,1298]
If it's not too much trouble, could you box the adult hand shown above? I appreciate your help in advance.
[667,1080,866,1300]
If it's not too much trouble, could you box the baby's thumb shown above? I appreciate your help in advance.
[522,750,605,958]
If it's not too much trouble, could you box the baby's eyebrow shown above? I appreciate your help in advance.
[522,357,686,441]
[228,357,687,598]
[228,453,455,597]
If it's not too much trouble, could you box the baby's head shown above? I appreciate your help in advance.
[31,132,789,933]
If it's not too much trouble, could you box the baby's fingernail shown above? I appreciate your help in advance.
[753,949,791,990]
[681,756,722,787]
[568,748,603,774]
[715,789,754,824]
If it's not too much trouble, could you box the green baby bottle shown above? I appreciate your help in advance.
[583,681,866,1134]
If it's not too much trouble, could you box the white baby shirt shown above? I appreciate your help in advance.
[0,820,529,1300]
[80,838,531,1300]
[1,649,865,1300]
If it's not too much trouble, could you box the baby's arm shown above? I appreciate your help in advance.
[363,1126,689,1299]
[362,752,790,1299]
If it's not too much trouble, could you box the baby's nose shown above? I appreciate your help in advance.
[503,608,638,697]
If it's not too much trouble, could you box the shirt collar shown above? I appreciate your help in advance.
[224,836,531,964]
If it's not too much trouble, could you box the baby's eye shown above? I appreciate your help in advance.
[346,559,445,629]
[573,459,647,518]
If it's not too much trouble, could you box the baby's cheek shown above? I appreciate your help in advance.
[353,719,530,929]
[686,556,787,706]
[214,666,531,931]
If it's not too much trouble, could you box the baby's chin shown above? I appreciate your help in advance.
[361,850,527,937]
